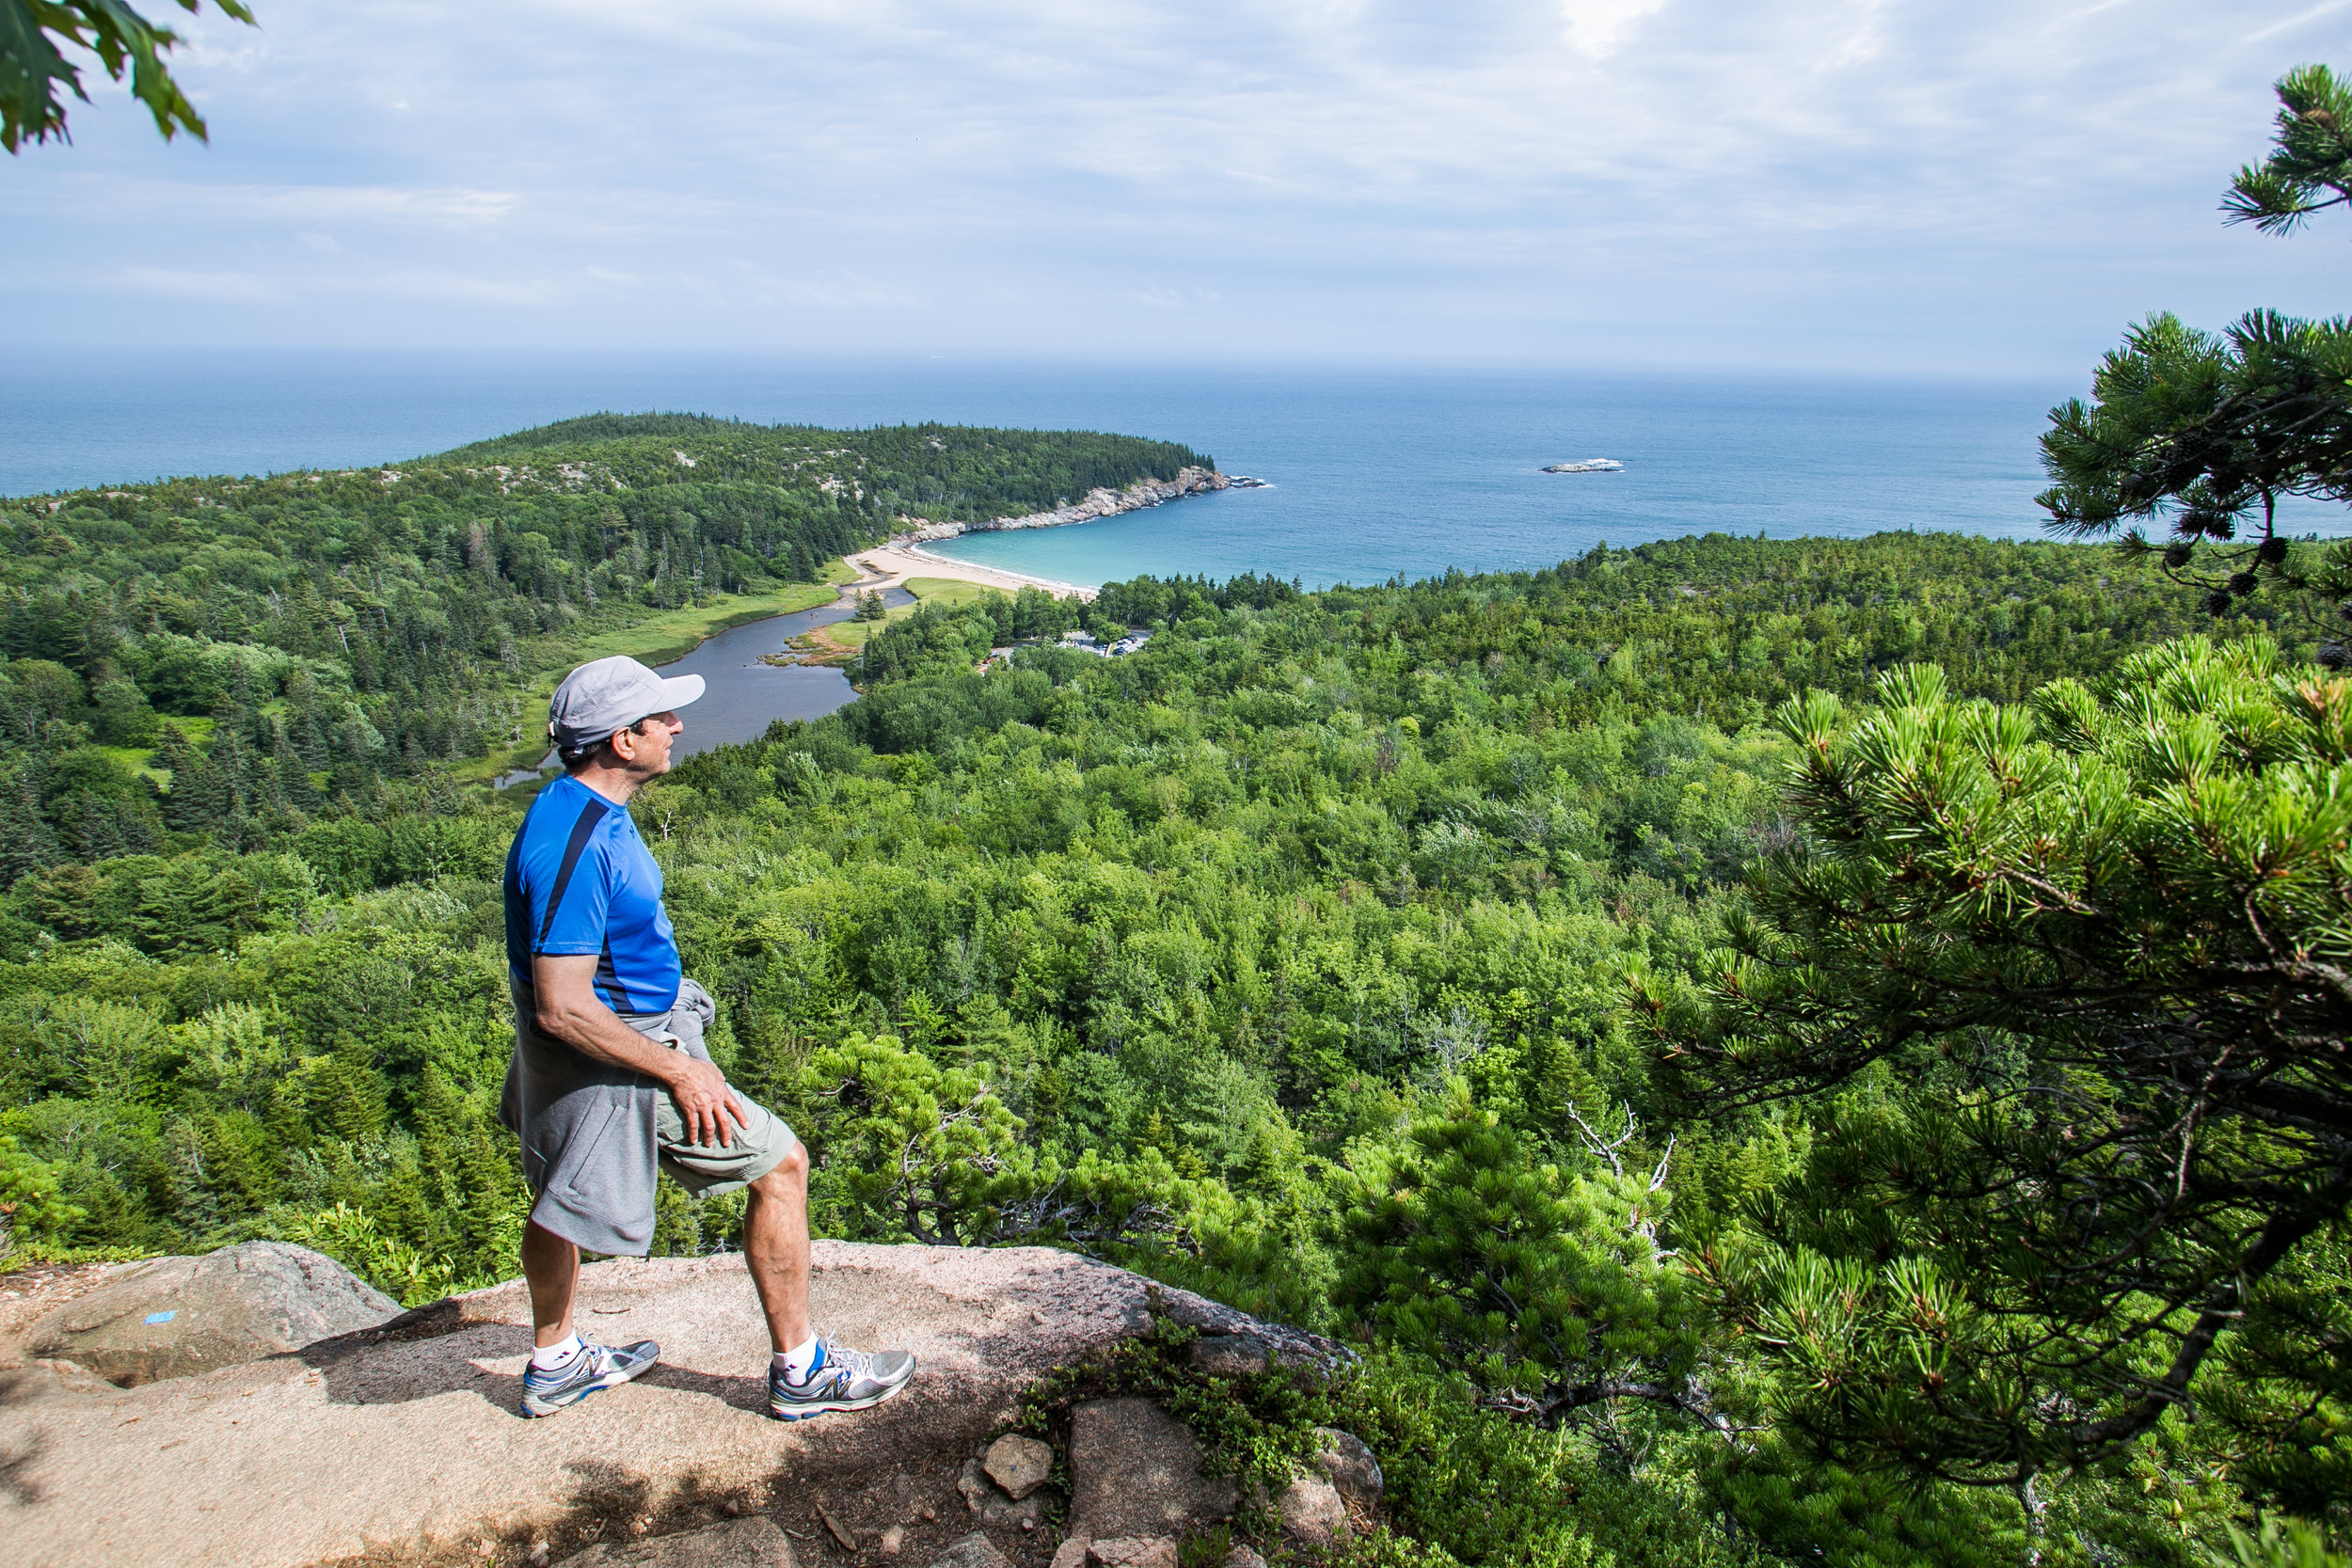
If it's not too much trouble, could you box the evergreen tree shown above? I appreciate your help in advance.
[72,793,125,862]
[0,760,61,886]
[270,721,321,812]
[2225,64,2352,234]
[295,709,328,771]
[2206,1227,2352,1520]
[1336,1085,1715,1431]
[1646,642,2352,1487]
[2042,62,2352,626]
[208,728,252,818]
[152,722,222,833]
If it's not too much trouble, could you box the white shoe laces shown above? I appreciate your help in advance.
[790,1339,871,1387]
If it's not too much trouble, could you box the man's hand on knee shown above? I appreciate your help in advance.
[667,1056,749,1148]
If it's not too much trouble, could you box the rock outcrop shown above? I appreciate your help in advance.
[0,1242,1348,1568]
[1065,1397,1238,1543]
[898,469,1230,545]
[23,1242,399,1387]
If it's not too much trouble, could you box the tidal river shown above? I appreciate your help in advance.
[496,584,913,786]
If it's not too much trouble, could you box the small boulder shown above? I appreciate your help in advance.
[1275,1476,1348,1545]
[25,1242,399,1387]
[1050,1540,1090,1568]
[1068,1398,1237,1541]
[1224,1548,1268,1568]
[927,1534,1014,1568]
[1313,1427,1383,1511]
[959,1459,1049,1528]
[983,1433,1056,1500]
[1087,1540,1178,1568]
[566,1515,797,1568]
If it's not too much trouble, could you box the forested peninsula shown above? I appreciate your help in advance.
[0,413,1210,873]
[2,413,2346,1568]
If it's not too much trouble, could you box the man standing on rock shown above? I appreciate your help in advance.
[501,655,915,1420]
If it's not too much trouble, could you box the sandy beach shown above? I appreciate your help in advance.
[854,539,1098,602]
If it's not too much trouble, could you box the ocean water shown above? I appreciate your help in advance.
[927,372,2064,590]
[9,352,2331,589]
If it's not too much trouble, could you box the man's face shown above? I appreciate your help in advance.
[612,710,683,776]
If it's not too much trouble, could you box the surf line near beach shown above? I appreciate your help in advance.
[855,539,1097,600]
[876,464,1246,601]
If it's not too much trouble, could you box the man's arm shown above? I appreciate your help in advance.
[531,953,746,1148]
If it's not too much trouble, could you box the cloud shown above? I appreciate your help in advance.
[117,267,283,302]
[1558,0,1672,56]
[2,0,2342,370]
[373,271,556,306]
[2247,0,2352,43]
[1129,287,1225,311]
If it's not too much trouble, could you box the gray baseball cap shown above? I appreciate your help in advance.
[548,656,705,750]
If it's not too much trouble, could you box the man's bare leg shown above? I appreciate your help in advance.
[750,1141,914,1416]
[522,1219,580,1350]
[516,1213,660,1417]
[742,1144,814,1354]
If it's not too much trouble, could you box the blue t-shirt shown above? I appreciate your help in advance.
[503,774,682,1016]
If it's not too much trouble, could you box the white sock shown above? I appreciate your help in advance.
[531,1334,583,1371]
[774,1335,821,1383]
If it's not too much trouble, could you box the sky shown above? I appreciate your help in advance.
[2,0,2346,374]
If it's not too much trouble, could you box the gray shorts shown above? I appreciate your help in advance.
[500,975,799,1255]
[655,1085,798,1196]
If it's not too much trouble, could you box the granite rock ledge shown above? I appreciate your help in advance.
[0,1241,1342,1568]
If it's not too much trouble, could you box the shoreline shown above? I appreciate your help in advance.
[858,540,1099,600]
[871,464,1241,599]
[899,464,1231,544]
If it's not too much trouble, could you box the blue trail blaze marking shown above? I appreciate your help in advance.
[144,1311,175,1324]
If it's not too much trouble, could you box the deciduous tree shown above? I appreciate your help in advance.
[2,0,256,152]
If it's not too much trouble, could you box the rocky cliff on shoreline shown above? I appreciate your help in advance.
[897,467,1229,546]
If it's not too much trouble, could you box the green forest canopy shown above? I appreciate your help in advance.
[0,412,1209,874]
[8,38,2351,1568]
[4,420,2346,1568]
